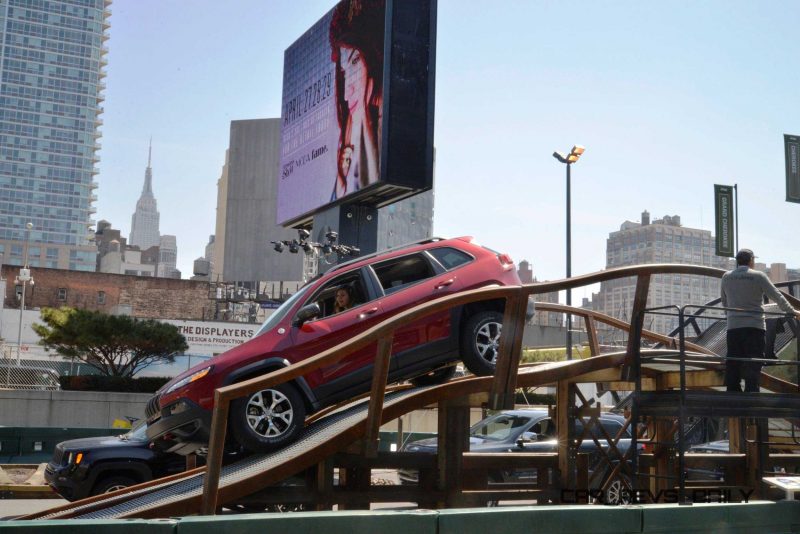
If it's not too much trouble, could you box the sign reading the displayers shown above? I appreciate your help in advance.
[785,134,800,204]
[714,184,735,257]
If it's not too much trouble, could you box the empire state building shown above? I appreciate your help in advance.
[129,143,161,249]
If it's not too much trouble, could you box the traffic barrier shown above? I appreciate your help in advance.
[437,505,642,534]
[174,510,439,534]
[640,500,800,533]
[0,518,177,532]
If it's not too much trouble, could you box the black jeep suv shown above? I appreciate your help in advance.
[45,422,186,501]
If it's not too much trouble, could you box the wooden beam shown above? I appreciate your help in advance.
[489,292,528,410]
[363,335,393,457]
[584,316,600,356]
[623,274,651,380]
[658,370,725,389]
[556,380,576,489]
[437,396,471,508]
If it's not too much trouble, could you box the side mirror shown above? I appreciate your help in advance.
[292,303,320,327]
[516,431,538,448]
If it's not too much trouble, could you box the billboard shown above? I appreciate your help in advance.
[785,134,800,204]
[714,184,735,257]
[277,0,436,227]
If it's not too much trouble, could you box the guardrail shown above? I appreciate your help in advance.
[199,263,800,514]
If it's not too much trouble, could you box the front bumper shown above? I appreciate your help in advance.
[44,462,87,501]
[145,397,213,456]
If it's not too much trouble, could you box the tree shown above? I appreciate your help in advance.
[33,307,189,378]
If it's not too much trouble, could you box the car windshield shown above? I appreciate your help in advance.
[121,420,148,441]
[470,414,532,441]
[254,283,314,337]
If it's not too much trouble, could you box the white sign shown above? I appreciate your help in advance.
[162,319,263,356]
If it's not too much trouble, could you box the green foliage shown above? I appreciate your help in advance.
[521,345,592,364]
[33,307,188,378]
[59,375,171,393]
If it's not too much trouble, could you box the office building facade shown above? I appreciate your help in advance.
[0,0,110,271]
[593,211,733,337]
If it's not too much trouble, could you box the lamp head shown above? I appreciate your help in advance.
[570,145,585,156]
[272,241,285,253]
[298,229,310,240]
[552,151,568,164]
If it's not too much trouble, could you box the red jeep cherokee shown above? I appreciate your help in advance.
[146,237,526,455]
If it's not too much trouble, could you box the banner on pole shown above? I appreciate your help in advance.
[714,184,735,257]
[785,134,800,204]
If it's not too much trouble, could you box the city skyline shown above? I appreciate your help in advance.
[96,1,800,288]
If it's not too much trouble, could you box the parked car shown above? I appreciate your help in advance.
[398,409,634,498]
[44,421,186,501]
[147,237,530,455]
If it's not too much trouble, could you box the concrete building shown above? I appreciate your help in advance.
[129,143,161,250]
[157,235,179,278]
[211,151,229,282]
[220,119,304,284]
[517,260,533,284]
[592,210,734,337]
[0,0,111,271]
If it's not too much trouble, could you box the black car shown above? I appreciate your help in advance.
[45,422,186,501]
[399,409,634,493]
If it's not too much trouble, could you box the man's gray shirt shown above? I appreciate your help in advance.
[720,266,796,331]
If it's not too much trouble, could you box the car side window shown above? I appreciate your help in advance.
[530,418,556,438]
[372,253,436,294]
[428,247,473,271]
[307,271,370,319]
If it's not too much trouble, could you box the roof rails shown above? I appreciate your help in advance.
[326,237,446,273]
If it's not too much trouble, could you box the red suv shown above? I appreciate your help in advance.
[146,237,526,455]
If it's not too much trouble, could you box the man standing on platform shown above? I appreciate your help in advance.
[721,249,800,392]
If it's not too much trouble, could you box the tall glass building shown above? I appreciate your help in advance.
[0,0,110,271]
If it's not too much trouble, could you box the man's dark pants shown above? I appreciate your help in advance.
[725,327,765,392]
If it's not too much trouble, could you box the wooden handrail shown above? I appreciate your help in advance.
[199,263,795,514]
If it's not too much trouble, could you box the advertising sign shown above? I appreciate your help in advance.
[277,0,436,227]
[714,184,735,257]
[785,134,800,203]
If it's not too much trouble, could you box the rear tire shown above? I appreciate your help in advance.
[230,382,306,453]
[410,365,457,386]
[460,311,503,376]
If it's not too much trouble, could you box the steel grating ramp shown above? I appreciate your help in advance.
[33,388,425,520]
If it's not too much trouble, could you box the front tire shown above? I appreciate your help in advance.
[230,382,306,453]
[91,475,137,496]
[460,311,503,376]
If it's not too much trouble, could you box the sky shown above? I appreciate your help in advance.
[97,0,800,298]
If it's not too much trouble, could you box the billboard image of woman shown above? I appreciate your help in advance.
[329,0,385,201]
[277,0,386,226]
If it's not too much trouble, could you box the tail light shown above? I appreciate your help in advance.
[498,253,514,267]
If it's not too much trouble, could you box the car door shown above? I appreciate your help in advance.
[367,251,463,371]
[289,267,385,401]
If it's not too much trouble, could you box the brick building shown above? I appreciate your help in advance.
[2,266,213,321]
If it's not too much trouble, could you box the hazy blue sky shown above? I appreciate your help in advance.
[99,1,800,298]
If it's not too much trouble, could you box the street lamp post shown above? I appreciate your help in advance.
[15,222,34,365]
[552,146,585,360]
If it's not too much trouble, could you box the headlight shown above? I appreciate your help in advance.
[67,451,84,465]
[165,366,213,394]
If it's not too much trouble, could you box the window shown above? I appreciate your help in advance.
[57,288,67,301]
[428,247,472,271]
[97,291,105,305]
[372,254,435,294]
[308,271,369,319]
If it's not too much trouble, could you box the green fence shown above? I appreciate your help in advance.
[0,427,115,464]
[3,501,799,533]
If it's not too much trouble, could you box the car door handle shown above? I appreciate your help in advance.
[359,307,379,319]
[434,279,455,289]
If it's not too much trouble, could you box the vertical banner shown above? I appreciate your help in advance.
[785,134,800,203]
[714,184,735,257]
